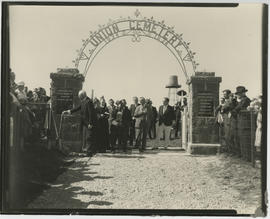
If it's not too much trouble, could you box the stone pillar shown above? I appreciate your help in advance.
[50,68,84,153]
[187,72,222,154]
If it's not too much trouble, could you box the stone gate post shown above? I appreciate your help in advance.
[187,72,222,154]
[50,68,84,153]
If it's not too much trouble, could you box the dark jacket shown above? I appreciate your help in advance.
[175,106,181,121]
[152,106,158,123]
[233,96,251,113]
[70,97,97,129]
[129,103,140,118]
[215,98,237,115]
[119,106,132,127]
[158,105,175,126]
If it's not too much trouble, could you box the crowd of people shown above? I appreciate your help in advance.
[9,70,50,150]
[63,90,188,156]
[215,86,262,154]
[9,67,262,159]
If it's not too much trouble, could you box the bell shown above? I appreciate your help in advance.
[165,75,181,88]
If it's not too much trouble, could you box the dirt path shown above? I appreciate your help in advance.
[28,147,261,214]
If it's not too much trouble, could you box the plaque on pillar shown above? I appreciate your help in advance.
[187,72,222,154]
[50,68,85,153]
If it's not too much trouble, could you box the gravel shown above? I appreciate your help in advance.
[28,141,261,214]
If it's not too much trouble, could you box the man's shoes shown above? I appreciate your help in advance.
[86,152,93,157]
[151,147,158,150]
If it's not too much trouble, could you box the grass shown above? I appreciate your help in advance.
[6,141,74,210]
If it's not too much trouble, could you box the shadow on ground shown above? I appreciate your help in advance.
[27,156,114,209]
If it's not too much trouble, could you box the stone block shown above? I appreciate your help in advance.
[60,114,82,153]
[188,143,220,155]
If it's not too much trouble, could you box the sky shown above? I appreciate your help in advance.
[9,4,263,106]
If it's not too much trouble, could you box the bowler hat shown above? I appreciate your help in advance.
[235,86,248,94]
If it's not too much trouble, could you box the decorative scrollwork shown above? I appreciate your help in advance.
[131,31,141,42]
[74,9,198,79]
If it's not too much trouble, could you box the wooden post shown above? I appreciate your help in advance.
[91,89,94,99]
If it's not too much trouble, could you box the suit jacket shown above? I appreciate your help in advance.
[215,98,237,115]
[134,104,147,128]
[118,106,132,127]
[70,97,97,129]
[145,105,153,126]
[129,103,140,117]
[152,106,158,123]
[158,105,175,126]
[174,106,181,121]
[234,96,251,113]
[107,105,117,125]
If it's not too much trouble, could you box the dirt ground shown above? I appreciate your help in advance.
[28,140,261,214]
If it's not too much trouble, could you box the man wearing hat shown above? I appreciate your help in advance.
[215,89,236,152]
[15,81,28,104]
[230,86,251,155]
[233,86,251,114]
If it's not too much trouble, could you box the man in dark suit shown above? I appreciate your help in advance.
[63,90,97,156]
[148,100,157,139]
[153,97,175,149]
[174,101,181,139]
[232,86,251,115]
[231,86,251,156]
[118,99,132,152]
[107,99,117,151]
[129,96,140,146]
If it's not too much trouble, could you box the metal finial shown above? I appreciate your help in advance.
[135,9,140,17]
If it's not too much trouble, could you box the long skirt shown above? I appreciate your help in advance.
[97,118,109,152]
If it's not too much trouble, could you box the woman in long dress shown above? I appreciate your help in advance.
[94,97,109,153]
[254,96,262,147]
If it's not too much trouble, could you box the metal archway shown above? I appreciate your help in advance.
[73,9,199,80]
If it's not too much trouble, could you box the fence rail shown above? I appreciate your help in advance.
[10,102,51,150]
[220,110,260,166]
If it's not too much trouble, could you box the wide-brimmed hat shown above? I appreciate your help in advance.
[235,86,248,94]
[17,81,25,86]
[177,90,187,96]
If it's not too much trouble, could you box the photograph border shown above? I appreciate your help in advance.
[1,1,268,216]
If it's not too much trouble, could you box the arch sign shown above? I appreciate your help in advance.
[74,9,199,79]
